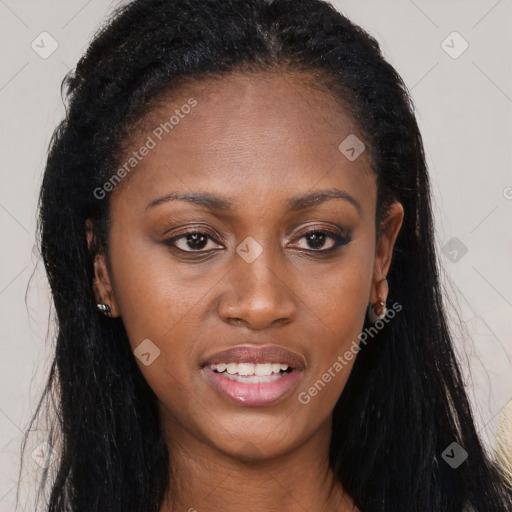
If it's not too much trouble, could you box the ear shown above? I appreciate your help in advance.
[370,201,404,304]
[86,219,120,318]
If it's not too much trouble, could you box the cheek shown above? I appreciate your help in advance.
[107,229,211,347]
[291,248,373,407]
[105,231,215,409]
[107,239,210,419]
[296,246,373,342]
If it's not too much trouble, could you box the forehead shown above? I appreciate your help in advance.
[139,70,365,159]
[112,71,375,214]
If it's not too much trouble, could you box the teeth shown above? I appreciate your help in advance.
[209,362,290,376]
[254,363,272,376]
[226,363,238,375]
[237,363,254,376]
[222,372,283,384]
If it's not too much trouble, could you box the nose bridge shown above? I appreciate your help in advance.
[218,236,296,328]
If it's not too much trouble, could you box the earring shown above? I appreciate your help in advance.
[96,303,111,316]
[368,299,387,323]
[368,278,388,323]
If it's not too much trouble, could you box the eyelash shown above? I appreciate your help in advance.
[163,227,352,255]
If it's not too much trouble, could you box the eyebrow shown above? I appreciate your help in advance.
[146,188,362,216]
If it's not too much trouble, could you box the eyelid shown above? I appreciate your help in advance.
[162,224,225,242]
[291,223,348,237]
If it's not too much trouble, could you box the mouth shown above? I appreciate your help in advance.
[201,345,305,407]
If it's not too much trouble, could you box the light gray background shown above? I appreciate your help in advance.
[1,0,511,510]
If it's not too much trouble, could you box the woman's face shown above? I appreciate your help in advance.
[92,72,403,460]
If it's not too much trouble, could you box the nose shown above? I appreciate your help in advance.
[217,248,297,330]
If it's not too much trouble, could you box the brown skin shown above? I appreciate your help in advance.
[88,72,403,512]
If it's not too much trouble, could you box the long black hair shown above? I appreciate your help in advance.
[23,0,512,510]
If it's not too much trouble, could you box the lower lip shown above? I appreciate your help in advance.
[202,367,302,406]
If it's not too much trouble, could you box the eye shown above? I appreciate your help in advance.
[290,228,352,252]
[164,230,223,252]
[163,226,351,254]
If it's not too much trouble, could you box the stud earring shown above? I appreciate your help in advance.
[96,303,111,316]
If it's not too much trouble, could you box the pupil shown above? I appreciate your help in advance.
[307,231,326,250]
[187,233,208,250]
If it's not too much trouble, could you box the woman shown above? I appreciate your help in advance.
[25,0,512,510]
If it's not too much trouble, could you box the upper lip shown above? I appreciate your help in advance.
[201,345,306,370]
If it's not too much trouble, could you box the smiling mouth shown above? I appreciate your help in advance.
[200,344,305,406]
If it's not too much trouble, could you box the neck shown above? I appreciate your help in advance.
[158,410,358,512]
